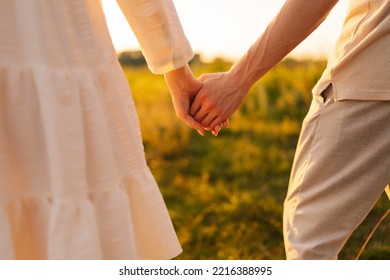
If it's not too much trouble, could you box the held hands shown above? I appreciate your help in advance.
[190,72,246,134]
[165,65,247,136]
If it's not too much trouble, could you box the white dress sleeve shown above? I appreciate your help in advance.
[116,0,194,74]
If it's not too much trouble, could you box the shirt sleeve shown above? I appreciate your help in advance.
[116,0,194,74]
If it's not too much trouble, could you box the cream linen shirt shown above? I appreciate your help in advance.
[313,0,390,100]
[116,0,194,74]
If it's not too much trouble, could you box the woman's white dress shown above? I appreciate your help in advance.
[0,0,193,259]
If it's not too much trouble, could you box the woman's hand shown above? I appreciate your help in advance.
[164,64,205,136]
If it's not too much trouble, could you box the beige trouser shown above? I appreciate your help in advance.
[283,85,390,259]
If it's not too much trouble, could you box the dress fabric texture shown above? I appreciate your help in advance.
[0,0,190,259]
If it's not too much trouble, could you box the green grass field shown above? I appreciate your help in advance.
[122,57,389,260]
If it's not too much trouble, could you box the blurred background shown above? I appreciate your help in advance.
[101,0,390,259]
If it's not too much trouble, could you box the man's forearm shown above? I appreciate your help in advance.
[229,0,339,91]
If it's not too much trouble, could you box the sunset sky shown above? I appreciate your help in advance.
[101,0,349,61]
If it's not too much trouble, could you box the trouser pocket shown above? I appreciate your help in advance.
[318,84,333,104]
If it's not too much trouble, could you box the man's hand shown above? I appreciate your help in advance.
[190,71,247,131]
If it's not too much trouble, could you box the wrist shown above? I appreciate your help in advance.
[165,64,200,91]
[165,64,191,84]
[227,66,253,97]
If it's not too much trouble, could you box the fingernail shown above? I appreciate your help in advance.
[198,130,204,136]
